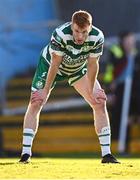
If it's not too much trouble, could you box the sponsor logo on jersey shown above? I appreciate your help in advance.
[63,54,88,65]
[51,39,61,50]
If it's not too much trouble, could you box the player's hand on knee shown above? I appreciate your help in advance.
[92,89,107,104]
[88,93,100,105]
[95,89,107,100]
[31,89,48,105]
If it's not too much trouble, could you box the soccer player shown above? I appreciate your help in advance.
[19,10,120,163]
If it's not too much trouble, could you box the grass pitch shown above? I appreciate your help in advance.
[0,157,140,179]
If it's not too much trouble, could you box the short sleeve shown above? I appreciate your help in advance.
[50,30,66,56]
[89,31,104,58]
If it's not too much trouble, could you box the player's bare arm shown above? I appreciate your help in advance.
[44,53,63,92]
[87,56,106,104]
[87,56,99,92]
[31,53,63,105]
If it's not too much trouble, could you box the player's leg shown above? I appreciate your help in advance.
[73,74,120,163]
[19,56,52,163]
[19,97,45,163]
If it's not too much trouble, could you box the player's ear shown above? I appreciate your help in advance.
[89,25,92,32]
[71,24,73,31]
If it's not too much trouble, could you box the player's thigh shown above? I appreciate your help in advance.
[32,56,50,91]
[73,74,102,102]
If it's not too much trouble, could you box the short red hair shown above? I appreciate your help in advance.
[72,10,92,28]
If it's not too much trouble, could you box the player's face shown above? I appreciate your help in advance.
[72,23,91,45]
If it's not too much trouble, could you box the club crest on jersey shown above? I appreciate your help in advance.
[81,46,89,51]
[36,81,43,89]
[66,45,74,52]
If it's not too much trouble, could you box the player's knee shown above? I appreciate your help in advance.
[92,99,106,111]
[30,98,43,110]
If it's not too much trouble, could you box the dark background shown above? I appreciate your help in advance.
[58,0,140,36]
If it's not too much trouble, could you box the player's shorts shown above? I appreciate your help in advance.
[31,55,87,91]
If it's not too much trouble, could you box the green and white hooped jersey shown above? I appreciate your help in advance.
[42,22,104,76]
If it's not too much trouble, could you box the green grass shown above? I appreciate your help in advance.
[0,157,140,179]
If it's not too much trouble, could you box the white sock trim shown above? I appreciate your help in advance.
[23,128,35,135]
[98,126,111,156]
[22,128,35,156]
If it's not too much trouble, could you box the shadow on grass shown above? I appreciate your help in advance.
[0,162,16,165]
[1,151,140,159]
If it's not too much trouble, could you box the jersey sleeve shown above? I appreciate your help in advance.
[89,31,104,58]
[49,29,66,56]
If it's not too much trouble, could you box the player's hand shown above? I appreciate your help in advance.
[94,89,107,103]
[89,89,107,105]
[31,89,49,105]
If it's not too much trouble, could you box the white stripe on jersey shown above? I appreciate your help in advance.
[56,28,73,43]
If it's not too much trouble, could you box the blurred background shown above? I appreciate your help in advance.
[0,0,140,157]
